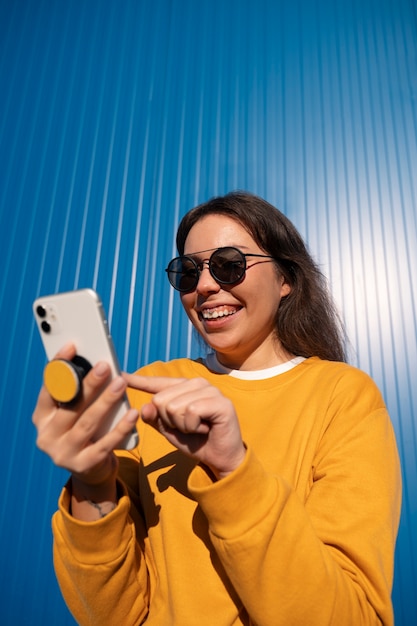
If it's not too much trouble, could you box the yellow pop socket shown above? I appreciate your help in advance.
[44,356,92,404]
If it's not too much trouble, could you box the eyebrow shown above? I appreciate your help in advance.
[183,245,251,257]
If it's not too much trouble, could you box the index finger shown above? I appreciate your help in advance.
[124,373,187,395]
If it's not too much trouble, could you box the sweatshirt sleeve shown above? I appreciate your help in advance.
[52,461,151,626]
[188,376,401,626]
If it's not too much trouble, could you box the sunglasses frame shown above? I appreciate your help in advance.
[165,246,276,292]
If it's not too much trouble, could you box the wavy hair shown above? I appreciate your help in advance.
[176,191,347,362]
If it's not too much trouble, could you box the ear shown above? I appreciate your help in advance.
[280,277,291,297]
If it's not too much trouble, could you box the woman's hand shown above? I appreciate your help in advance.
[32,343,139,519]
[125,374,246,480]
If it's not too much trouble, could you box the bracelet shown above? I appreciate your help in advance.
[86,499,117,518]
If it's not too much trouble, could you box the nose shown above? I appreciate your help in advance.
[196,261,220,294]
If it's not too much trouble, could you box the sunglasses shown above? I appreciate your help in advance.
[165,246,276,292]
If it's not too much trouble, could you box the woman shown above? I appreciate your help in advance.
[33,191,401,625]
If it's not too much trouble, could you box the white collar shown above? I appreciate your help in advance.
[205,352,305,380]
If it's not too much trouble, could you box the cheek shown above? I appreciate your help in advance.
[180,293,196,317]
[268,268,291,299]
[249,273,286,311]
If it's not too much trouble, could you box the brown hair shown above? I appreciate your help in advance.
[176,191,347,362]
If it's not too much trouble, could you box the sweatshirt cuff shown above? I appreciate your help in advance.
[52,479,134,565]
[188,446,282,539]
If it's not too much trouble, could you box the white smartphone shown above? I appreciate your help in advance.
[33,288,138,450]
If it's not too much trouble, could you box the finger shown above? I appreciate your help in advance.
[124,373,188,394]
[142,386,213,434]
[32,385,60,424]
[69,409,139,475]
[79,361,112,402]
[54,342,77,360]
[35,362,114,442]
[141,401,210,439]
[141,402,158,423]
[33,343,79,420]
[66,374,129,447]
[151,380,214,418]
[35,342,93,420]
[60,361,113,423]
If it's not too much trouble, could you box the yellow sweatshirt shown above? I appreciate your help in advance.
[52,357,401,626]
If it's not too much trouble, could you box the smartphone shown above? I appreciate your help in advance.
[33,288,138,450]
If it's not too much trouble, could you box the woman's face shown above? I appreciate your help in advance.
[180,214,292,370]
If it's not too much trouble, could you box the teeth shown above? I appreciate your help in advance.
[202,307,237,319]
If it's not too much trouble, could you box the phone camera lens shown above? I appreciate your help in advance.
[36,305,47,318]
[41,320,51,333]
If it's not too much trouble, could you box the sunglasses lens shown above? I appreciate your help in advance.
[167,248,247,291]
[210,247,246,284]
[167,257,198,292]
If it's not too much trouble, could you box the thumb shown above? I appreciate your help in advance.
[140,401,158,422]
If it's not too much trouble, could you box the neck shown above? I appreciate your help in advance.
[215,344,295,372]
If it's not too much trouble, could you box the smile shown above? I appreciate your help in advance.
[201,306,238,320]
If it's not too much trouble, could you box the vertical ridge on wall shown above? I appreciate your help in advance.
[0,1,416,623]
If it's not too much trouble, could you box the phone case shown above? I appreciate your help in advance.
[33,288,138,449]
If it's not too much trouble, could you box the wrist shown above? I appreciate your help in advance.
[70,463,119,521]
[71,474,118,503]
[72,451,119,486]
[209,445,247,481]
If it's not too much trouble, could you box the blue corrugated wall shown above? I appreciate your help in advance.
[1,0,416,623]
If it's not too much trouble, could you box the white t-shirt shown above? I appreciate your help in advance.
[205,352,306,380]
